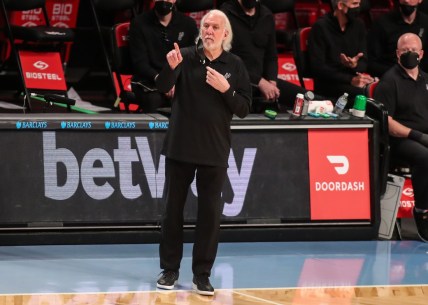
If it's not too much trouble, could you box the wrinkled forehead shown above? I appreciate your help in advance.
[202,14,225,29]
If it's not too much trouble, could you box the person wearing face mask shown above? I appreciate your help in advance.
[374,33,428,243]
[220,0,315,113]
[308,0,374,102]
[368,0,428,78]
[129,0,198,113]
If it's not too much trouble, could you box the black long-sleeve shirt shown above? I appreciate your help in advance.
[220,0,278,85]
[374,64,428,133]
[308,13,368,88]
[129,9,198,87]
[368,9,428,77]
[156,46,251,167]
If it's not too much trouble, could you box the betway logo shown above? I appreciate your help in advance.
[33,61,49,70]
[327,155,349,175]
[42,132,256,216]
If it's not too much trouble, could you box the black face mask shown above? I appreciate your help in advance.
[400,4,417,17]
[400,51,420,69]
[154,1,173,16]
[242,0,257,9]
[345,7,360,20]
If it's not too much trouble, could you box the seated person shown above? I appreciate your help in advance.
[368,0,428,78]
[308,0,375,102]
[220,0,314,112]
[374,33,428,242]
[129,0,198,113]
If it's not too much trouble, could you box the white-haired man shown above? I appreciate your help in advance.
[374,33,428,242]
[155,10,251,295]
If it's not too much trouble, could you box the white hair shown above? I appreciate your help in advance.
[198,9,233,52]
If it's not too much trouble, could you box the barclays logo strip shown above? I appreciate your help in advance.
[16,121,48,129]
[105,121,136,129]
[148,121,168,129]
[60,121,92,129]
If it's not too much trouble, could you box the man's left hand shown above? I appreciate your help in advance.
[340,52,363,69]
[206,66,230,93]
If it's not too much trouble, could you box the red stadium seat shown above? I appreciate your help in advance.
[292,26,312,89]
[0,0,75,111]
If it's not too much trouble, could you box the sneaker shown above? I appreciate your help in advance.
[156,270,179,290]
[192,275,214,296]
[413,207,428,242]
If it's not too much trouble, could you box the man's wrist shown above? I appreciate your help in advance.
[409,129,423,141]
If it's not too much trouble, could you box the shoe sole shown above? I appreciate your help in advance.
[192,283,214,296]
[156,280,177,290]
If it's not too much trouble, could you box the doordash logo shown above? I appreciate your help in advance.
[308,129,371,220]
[326,155,349,175]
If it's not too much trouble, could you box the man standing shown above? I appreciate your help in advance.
[129,0,198,113]
[368,0,428,78]
[155,10,251,295]
[221,0,311,112]
[308,0,374,101]
[374,33,428,242]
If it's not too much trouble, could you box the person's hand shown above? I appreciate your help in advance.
[351,72,375,88]
[206,66,230,93]
[165,85,175,99]
[258,78,280,101]
[166,43,183,70]
[340,52,363,69]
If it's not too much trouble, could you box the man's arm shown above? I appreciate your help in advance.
[129,18,158,82]
[155,43,182,93]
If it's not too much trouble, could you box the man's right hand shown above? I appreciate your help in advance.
[258,78,280,101]
[166,43,183,70]
[351,72,374,88]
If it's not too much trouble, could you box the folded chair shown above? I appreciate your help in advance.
[0,0,75,111]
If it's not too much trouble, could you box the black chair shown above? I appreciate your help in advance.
[292,26,312,89]
[262,0,299,53]
[89,0,136,110]
[365,98,390,197]
[0,0,75,111]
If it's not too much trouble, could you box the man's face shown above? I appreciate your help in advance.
[339,0,361,11]
[397,37,423,60]
[399,0,422,6]
[201,14,228,52]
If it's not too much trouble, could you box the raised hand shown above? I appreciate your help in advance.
[166,43,183,70]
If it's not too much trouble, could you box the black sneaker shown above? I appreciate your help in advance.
[156,270,179,290]
[192,275,214,296]
[413,207,428,242]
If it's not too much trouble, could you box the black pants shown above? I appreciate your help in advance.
[251,79,307,113]
[391,137,428,210]
[131,82,170,113]
[159,158,227,276]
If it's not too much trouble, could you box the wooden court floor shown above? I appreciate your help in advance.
[1,285,428,305]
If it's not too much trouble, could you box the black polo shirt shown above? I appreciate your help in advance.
[221,0,278,84]
[129,9,198,87]
[374,64,428,133]
[156,46,252,167]
[368,9,428,77]
[308,13,368,85]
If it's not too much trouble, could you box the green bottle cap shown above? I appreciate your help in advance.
[353,95,367,111]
